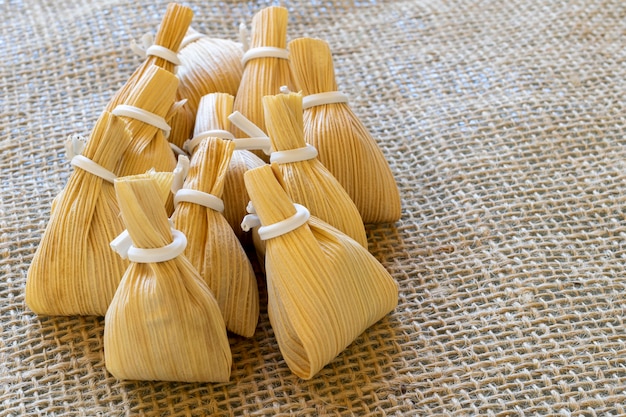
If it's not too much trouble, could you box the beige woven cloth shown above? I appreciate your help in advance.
[2,0,626,415]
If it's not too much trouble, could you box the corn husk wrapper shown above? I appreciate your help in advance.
[105,173,232,383]
[114,65,178,177]
[288,38,401,223]
[225,149,266,244]
[243,164,398,379]
[171,137,259,337]
[112,65,181,214]
[262,92,368,248]
[26,113,131,316]
[189,93,266,244]
[232,6,294,161]
[166,99,195,156]
[168,29,243,151]
[105,3,192,111]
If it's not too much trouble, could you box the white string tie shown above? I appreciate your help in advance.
[302,91,349,109]
[111,227,187,263]
[130,33,153,57]
[241,202,310,240]
[171,155,190,194]
[241,46,289,66]
[270,144,318,164]
[183,129,235,154]
[169,142,188,157]
[180,30,206,49]
[174,189,225,213]
[65,134,86,159]
[228,111,266,138]
[239,22,250,52]
[112,104,171,139]
[130,33,181,65]
[233,138,272,154]
[71,156,116,183]
[65,135,116,183]
[228,111,272,154]
[167,98,188,119]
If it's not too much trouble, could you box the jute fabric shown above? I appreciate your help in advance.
[2,0,626,415]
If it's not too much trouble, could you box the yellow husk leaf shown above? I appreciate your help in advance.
[115,65,179,177]
[168,30,243,151]
[262,92,368,248]
[104,3,193,111]
[112,65,180,214]
[225,150,266,243]
[191,93,266,244]
[171,137,259,337]
[232,6,294,161]
[26,113,131,316]
[135,170,177,204]
[105,174,231,383]
[166,100,195,153]
[244,165,398,379]
[288,37,402,223]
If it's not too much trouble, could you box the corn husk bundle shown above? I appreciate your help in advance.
[26,112,131,316]
[165,99,195,156]
[167,29,244,151]
[114,65,179,177]
[232,6,294,161]
[188,93,266,244]
[171,136,259,337]
[225,149,267,244]
[288,37,401,224]
[242,164,398,379]
[105,173,232,382]
[105,3,193,111]
[111,65,183,215]
[262,91,368,248]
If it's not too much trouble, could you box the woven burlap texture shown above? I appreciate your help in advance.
[2,0,626,415]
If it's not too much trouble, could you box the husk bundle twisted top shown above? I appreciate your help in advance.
[106,173,232,383]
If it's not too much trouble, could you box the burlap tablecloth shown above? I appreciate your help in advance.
[2,0,626,415]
